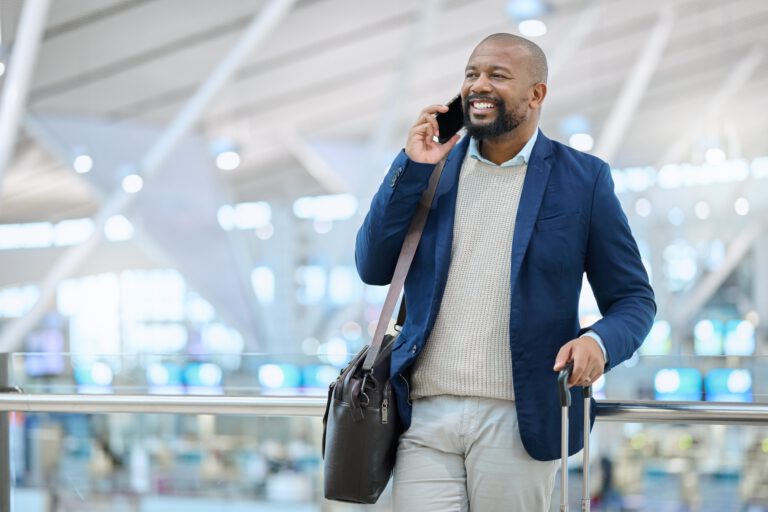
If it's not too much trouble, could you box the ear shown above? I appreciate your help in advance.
[530,82,547,109]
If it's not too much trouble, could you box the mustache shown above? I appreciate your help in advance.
[465,95,501,104]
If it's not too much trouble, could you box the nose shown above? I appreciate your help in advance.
[470,73,493,94]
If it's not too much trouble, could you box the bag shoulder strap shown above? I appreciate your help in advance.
[362,156,448,371]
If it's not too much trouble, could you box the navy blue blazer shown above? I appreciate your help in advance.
[355,131,655,461]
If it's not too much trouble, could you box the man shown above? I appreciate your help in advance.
[355,33,655,511]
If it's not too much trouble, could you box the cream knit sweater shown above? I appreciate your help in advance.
[411,155,527,401]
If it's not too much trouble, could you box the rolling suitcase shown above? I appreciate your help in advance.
[557,363,593,512]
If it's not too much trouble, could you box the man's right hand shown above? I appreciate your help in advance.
[405,105,462,164]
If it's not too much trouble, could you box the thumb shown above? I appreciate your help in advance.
[553,343,573,371]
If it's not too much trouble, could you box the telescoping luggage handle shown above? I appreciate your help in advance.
[557,362,593,512]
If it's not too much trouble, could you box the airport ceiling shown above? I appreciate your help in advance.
[0,0,767,224]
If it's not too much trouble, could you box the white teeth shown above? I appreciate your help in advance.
[473,102,495,109]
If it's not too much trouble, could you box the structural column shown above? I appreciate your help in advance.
[0,353,11,512]
[0,0,51,201]
[269,200,300,355]
[754,230,768,350]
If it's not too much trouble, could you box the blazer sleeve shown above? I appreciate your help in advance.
[580,162,657,371]
[355,150,435,285]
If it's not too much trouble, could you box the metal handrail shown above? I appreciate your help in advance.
[596,400,768,425]
[0,393,325,416]
[1,393,768,425]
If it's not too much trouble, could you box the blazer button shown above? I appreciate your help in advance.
[411,346,417,354]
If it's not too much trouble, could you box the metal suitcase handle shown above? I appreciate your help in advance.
[557,362,593,512]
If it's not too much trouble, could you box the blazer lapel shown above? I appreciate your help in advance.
[510,131,553,290]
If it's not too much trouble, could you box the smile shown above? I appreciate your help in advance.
[471,101,496,111]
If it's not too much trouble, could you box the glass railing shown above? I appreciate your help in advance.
[10,352,768,401]
[2,353,768,511]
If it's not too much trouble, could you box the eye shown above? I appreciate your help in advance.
[465,71,478,79]
[491,73,507,79]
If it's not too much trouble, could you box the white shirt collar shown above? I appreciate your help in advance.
[468,129,539,167]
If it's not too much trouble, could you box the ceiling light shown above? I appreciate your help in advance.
[734,197,750,216]
[705,147,726,165]
[293,194,358,221]
[217,205,236,231]
[506,0,546,19]
[625,167,655,192]
[634,198,652,217]
[518,19,547,37]
[234,202,271,229]
[53,219,94,246]
[121,174,143,193]
[104,215,134,241]
[73,154,93,174]
[569,133,594,152]
[694,201,710,220]
[753,157,768,179]
[215,150,241,171]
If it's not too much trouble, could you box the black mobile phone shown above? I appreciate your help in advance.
[434,94,463,144]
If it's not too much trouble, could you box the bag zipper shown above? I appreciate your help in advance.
[381,382,389,425]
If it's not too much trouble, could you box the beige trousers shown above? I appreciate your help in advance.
[392,395,559,512]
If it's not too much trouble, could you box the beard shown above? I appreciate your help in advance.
[462,95,525,140]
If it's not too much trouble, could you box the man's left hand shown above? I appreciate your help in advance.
[553,336,606,387]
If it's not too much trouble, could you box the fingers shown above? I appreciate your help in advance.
[408,121,449,154]
[413,105,446,139]
[418,104,449,116]
[405,118,461,164]
[570,357,589,386]
[555,338,604,387]
[570,358,602,387]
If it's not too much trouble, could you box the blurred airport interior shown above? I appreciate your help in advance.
[1,0,768,510]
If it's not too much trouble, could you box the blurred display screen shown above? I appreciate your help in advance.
[694,319,724,355]
[24,328,66,377]
[147,362,184,394]
[723,320,755,356]
[73,361,114,394]
[654,368,702,401]
[639,320,672,355]
[183,362,223,394]
[705,368,753,402]
[694,318,755,356]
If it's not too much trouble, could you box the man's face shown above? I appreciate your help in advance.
[460,41,536,140]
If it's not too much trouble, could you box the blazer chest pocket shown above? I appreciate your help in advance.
[530,212,585,274]
[535,212,581,232]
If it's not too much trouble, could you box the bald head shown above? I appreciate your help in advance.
[475,33,548,84]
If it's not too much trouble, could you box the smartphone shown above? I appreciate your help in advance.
[434,94,464,144]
